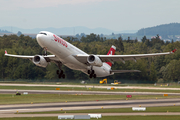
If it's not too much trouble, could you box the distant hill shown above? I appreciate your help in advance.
[137,23,180,38]
[0,26,137,35]
[0,29,11,33]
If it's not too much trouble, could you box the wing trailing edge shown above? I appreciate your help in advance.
[111,70,141,74]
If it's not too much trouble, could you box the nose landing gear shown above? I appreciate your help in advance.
[43,47,47,56]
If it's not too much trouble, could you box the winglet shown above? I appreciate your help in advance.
[171,49,177,53]
[5,50,7,54]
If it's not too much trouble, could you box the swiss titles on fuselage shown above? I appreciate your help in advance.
[53,34,67,47]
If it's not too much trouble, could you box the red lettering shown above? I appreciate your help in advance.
[62,41,64,46]
[53,34,68,47]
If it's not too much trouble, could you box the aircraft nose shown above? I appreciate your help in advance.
[36,34,43,43]
[36,33,50,47]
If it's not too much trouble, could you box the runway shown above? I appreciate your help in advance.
[1,113,180,118]
[1,89,180,96]
[1,83,180,90]
[0,83,180,118]
[0,98,179,114]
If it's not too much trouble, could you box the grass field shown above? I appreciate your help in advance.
[1,86,180,93]
[0,93,180,105]
[1,116,180,120]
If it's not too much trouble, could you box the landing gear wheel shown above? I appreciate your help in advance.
[57,70,59,74]
[88,68,96,78]
[60,70,63,75]
[56,62,65,79]
[59,74,62,79]
[58,70,64,79]
[93,74,96,78]
[62,74,65,79]
[91,70,94,74]
[88,70,90,74]
[89,74,93,78]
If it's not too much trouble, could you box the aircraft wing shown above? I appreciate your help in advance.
[74,49,177,64]
[4,50,58,61]
[110,70,141,73]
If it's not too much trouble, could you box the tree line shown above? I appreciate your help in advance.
[0,34,180,83]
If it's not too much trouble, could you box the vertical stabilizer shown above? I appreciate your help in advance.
[106,45,116,67]
[5,50,7,54]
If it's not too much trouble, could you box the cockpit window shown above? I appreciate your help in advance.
[39,32,47,35]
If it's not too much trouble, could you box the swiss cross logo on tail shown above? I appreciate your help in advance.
[109,51,113,55]
[171,49,177,53]
[106,45,116,67]
[5,50,7,54]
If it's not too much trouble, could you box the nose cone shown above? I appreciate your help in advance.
[36,34,43,46]
[36,33,50,48]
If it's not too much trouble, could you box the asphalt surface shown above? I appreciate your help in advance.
[1,113,180,118]
[0,98,180,110]
[0,98,179,114]
[1,89,180,95]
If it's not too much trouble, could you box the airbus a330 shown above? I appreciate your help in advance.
[5,31,176,79]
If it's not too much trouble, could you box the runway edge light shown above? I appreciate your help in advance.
[56,88,60,90]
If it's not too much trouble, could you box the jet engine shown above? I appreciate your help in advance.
[33,55,48,68]
[87,55,103,67]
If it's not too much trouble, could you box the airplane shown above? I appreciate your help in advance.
[5,31,177,79]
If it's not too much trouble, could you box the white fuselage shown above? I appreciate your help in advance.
[36,31,112,77]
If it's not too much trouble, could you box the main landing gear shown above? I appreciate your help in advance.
[42,48,65,79]
[88,67,96,78]
[56,62,65,79]
[57,70,65,79]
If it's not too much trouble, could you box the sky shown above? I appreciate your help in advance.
[0,0,180,32]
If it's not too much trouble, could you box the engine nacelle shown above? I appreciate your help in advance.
[87,55,103,67]
[33,55,48,68]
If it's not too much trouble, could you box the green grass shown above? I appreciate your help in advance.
[1,86,180,93]
[22,106,180,114]
[0,94,180,105]
[1,116,180,120]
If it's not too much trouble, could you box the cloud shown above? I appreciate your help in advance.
[1,0,116,10]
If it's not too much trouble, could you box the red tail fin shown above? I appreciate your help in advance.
[106,45,116,67]
[5,50,7,54]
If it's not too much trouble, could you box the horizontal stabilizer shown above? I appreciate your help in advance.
[111,70,141,74]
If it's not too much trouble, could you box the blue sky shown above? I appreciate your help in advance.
[0,0,179,31]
